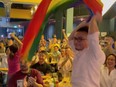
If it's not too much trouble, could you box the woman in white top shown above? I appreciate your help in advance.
[58,47,73,78]
[100,54,116,87]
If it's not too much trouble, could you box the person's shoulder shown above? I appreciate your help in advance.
[57,51,61,54]
[10,70,21,79]
[45,62,52,68]
[31,62,39,67]
[31,69,37,72]
[44,62,50,65]
[14,70,21,75]
[31,69,41,75]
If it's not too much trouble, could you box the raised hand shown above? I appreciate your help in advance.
[62,29,65,32]
[10,32,15,38]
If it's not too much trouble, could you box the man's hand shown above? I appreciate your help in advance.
[23,76,28,87]
[27,76,37,86]
[10,33,15,38]
[91,12,102,23]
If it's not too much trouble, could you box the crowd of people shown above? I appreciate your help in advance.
[0,13,116,87]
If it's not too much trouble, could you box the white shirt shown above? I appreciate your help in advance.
[0,53,8,74]
[58,56,73,77]
[70,32,105,87]
[100,65,116,87]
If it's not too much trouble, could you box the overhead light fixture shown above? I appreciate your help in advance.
[14,25,18,28]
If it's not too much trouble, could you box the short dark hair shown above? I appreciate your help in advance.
[9,44,18,54]
[76,26,88,33]
[8,44,18,59]
[39,50,47,55]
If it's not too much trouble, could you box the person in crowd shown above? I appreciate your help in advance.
[39,35,47,51]
[6,33,23,79]
[31,51,53,75]
[0,41,5,53]
[51,35,58,44]
[58,47,73,78]
[51,45,61,64]
[61,38,68,49]
[48,35,60,52]
[103,36,116,56]
[0,52,8,87]
[6,38,14,47]
[69,13,105,87]
[100,54,116,87]
[8,60,43,87]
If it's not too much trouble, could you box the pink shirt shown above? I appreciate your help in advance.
[8,52,20,77]
[70,32,105,87]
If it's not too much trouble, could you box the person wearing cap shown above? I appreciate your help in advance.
[69,13,105,87]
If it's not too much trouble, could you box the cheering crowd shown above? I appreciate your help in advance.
[0,13,116,87]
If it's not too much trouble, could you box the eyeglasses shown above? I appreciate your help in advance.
[73,37,87,42]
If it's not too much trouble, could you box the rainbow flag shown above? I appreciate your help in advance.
[21,0,103,61]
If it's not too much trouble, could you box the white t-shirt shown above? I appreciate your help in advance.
[70,32,105,87]
[0,53,8,74]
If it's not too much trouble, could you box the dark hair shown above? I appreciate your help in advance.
[8,44,18,59]
[76,26,88,33]
[105,54,116,68]
[39,50,47,55]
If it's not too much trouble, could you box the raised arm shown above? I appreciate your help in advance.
[62,29,68,42]
[88,13,105,63]
[89,12,102,34]
[10,33,23,47]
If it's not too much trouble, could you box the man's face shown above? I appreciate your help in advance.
[104,37,114,46]
[61,49,65,56]
[54,46,58,52]
[73,31,88,51]
[39,53,45,63]
[20,60,30,72]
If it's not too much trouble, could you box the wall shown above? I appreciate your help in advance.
[99,19,110,32]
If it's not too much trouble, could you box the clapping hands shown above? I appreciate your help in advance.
[23,76,37,87]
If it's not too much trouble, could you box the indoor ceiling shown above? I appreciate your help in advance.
[0,0,115,21]
[0,0,42,4]
[0,0,89,21]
